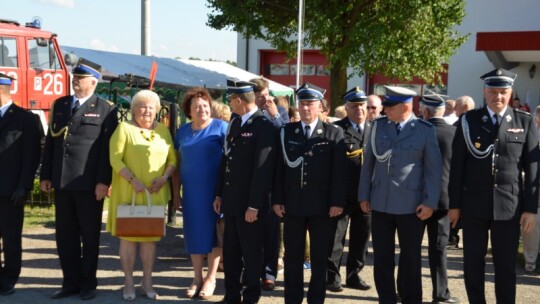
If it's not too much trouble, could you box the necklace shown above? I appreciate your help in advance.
[140,129,156,141]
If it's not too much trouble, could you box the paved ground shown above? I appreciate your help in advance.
[5,213,540,303]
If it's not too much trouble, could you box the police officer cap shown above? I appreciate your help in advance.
[296,82,325,101]
[72,58,102,78]
[480,68,517,88]
[0,72,14,86]
[226,79,255,96]
[341,86,367,103]
[420,94,446,107]
[382,85,417,107]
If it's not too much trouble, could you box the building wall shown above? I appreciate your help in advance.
[237,0,540,109]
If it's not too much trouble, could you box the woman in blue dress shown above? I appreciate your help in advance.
[173,88,228,299]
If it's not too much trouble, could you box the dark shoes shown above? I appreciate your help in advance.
[80,289,96,301]
[261,279,275,291]
[51,288,80,299]
[346,279,371,291]
[432,296,460,304]
[0,285,15,296]
[326,282,343,292]
[215,298,242,304]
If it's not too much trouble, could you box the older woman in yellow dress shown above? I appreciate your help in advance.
[107,90,177,301]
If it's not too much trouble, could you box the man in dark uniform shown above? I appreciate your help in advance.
[273,83,347,304]
[359,86,442,304]
[250,77,288,291]
[449,68,539,304]
[213,79,276,304]
[327,87,371,293]
[418,95,459,304]
[40,58,118,300]
[0,73,41,296]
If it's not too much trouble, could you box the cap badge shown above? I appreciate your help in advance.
[474,142,481,148]
[482,115,488,123]
[496,69,502,76]
[505,115,512,123]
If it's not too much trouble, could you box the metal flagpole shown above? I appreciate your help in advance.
[295,0,304,107]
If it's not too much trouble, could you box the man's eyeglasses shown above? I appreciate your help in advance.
[366,106,378,110]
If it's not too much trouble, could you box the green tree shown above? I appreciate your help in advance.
[206,0,468,109]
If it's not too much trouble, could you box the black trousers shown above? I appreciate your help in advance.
[327,204,371,285]
[223,215,263,303]
[0,198,24,290]
[284,214,330,304]
[55,190,103,292]
[371,211,424,304]
[261,206,280,281]
[462,216,520,304]
[423,210,451,300]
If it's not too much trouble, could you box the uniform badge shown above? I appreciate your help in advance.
[482,115,488,123]
[295,128,299,134]
[247,119,253,125]
[90,104,95,108]
[316,129,322,135]
[474,142,481,148]
[505,115,512,123]
[307,151,313,156]
[411,123,415,127]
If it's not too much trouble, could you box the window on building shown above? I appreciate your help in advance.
[267,64,289,75]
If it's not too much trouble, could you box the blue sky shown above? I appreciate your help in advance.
[5,0,238,61]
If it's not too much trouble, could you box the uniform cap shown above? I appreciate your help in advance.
[72,58,102,78]
[341,86,367,103]
[420,94,446,107]
[382,85,417,107]
[0,72,13,86]
[296,82,325,101]
[226,79,255,96]
[480,68,517,88]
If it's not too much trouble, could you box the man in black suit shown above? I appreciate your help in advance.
[40,59,118,300]
[327,87,371,293]
[213,79,276,304]
[418,95,459,304]
[273,83,347,304]
[0,73,41,296]
[449,68,539,304]
[250,77,288,291]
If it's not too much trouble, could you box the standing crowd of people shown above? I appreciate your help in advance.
[0,58,539,304]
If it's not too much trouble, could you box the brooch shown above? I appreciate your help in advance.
[505,115,512,123]
[482,115,488,123]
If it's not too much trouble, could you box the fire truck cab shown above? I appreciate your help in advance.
[0,17,75,132]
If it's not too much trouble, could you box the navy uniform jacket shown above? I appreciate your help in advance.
[0,104,41,197]
[272,120,347,216]
[448,107,540,220]
[334,117,369,205]
[358,115,442,214]
[428,117,456,210]
[215,110,276,216]
[41,94,118,191]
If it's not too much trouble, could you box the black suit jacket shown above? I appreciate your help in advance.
[449,107,540,220]
[273,120,347,216]
[334,118,368,205]
[0,103,41,197]
[215,110,276,215]
[428,118,456,210]
[41,94,118,191]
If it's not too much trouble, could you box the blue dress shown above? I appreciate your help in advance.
[175,119,228,254]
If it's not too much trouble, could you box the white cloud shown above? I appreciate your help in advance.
[89,38,119,53]
[39,0,75,8]
[157,44,169,51]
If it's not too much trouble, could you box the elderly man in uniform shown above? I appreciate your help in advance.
[418,95,459,304]
[366,95,383,121]
[273,83,346,304]
[0,73,41,296]
[213,79,276,304]
[327,87,371,293]
[359,86,442,304]
[449,68,539,304]
[40,59,118,300]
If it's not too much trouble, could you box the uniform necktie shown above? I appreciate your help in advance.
[304,125,311,141]
[395,123,402,135]
[72,100,80,115]
[493,113,500,127]
[357,125,362,136]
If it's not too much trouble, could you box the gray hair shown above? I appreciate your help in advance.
[422,103,445,118]
[130,90,161,115]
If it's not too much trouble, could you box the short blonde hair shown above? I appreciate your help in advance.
[274,95,290,110]
[212,101,232,122]
[130,90,161,115]
[334,105,346,119]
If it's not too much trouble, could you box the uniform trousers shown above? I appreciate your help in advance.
[327,204,371,285]
[261,204,280,281]
[284,214,330,304]
[423,210,451,300]
[521,206,540,266]
[55,190,104,292]
[371,210,424,304]
[0,198,24,290]
[462,216,520,304]
[223,215,263,303]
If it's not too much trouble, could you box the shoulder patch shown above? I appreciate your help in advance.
[515,108,532,116]
[417,119,434,127]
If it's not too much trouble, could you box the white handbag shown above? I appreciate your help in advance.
[115,189,166,237]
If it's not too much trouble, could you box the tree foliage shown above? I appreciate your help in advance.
[206,0,468,107]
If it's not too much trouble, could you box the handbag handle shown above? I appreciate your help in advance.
[130,189,153,215]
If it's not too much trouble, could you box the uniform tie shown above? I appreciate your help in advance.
[72,99,80,116]
[493,113,500,127]
[304,125,311,141]
[395,123,402,135]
